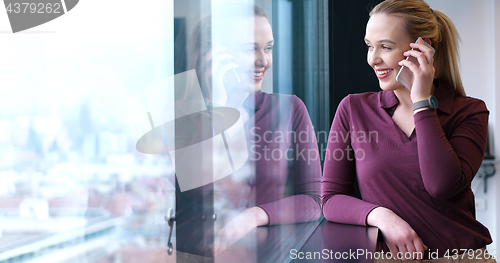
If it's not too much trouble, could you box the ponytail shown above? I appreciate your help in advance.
[432,10,465,96]
[370,0,465,96]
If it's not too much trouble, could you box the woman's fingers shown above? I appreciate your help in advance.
[410,37,434,65]
[385,242,418,260]
[413,239,427,260]
[219,62,239,76]
[399,237,428,260]
[400,37,434,76]
[204,46,232,69]
[212,236,228,256]
[371,207,428,260]
[213,53,234,72]
[398,57,419,73]
[388,237,428,260]
[399,48,435,101]
[206,52,233,73]
[212,226,229,256]
[396,244,408,259]
[212,210,258,256]
[201,45,238,106]
[403,49,431,67]
[404,243,419,260]
[398,57,433,83]
[387,243,399,259]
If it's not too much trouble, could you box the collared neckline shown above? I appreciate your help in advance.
[379,89,399,109]
[244,90,264,111]
[379,79,455,115]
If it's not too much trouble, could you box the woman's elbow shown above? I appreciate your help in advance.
[424,183,465,199]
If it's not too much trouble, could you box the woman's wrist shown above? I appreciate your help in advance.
[366,206,392,227]
[413,107,430,114]
[247,206,270,226]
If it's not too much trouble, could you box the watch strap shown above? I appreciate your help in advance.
[413,99,431,111]
[413,95,437,111]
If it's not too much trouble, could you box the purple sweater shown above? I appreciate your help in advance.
[322,80,492,256]
[244,91,322,225]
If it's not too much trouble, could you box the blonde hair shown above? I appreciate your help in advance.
[370,0,465,96]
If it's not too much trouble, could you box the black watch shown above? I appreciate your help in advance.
[413,95,438,111]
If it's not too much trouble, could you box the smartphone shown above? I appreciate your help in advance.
[396,40,435,91]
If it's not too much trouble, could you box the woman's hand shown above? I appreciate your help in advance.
[213,206,269,256]
[367,207,427,260]
[398,37,435,103]
[203,44,239,106]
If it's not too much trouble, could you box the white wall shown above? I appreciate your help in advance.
[494,0,500,255]
[426,0,499,253]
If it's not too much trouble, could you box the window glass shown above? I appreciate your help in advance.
[0,0,329,262]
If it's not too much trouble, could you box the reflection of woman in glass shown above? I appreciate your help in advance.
[175,3,321,258]
[322,0,493,261]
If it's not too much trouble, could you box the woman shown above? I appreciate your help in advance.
[175,3,321,259]
[322,0,493,261]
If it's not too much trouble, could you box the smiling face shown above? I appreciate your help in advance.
[365,13,413,91]
[225,16,274,92]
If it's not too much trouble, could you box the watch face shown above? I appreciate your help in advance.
[429,96,438,109]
